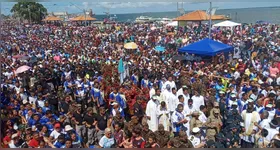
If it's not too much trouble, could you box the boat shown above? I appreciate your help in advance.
[135,16,153,23]
[160,18,173,24]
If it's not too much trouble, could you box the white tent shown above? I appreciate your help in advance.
[213,20,242,35]
[213,20,241,27]
[166,21,178,27]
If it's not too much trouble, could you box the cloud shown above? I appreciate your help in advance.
[97,2,174,9]
[82,2,88,9]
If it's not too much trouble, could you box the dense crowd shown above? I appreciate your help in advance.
[1,20,280,148]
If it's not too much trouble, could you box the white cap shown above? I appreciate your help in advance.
[266,104,273,108]
[231,94,236,98]
[111,102,118,106]
[248,99,254,103]
[192,127,200,133]
[219,91,225,94]
[232,101,238,105]
[23,99,28,105]
[64,125,74,131]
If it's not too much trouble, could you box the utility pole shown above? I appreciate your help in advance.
[208,2,212,39]
[28,5,31,24]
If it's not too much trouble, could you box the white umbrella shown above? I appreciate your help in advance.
[15,65,31,74]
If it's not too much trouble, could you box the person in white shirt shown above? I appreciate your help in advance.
[260,110,270,128]
[177,87,190,106]
[191,90,205,111]
[265,120,279,141]
[162,84,172,103]
[163,76,176,91]
[198,105,207,124]
[167,88,178,113]
[156,101,170,131]
[146,95,160,132]
[50,123,65,142]
[149,84,156,99]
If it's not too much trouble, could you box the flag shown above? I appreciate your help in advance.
[118,58,125,84]
[207,7,218,16]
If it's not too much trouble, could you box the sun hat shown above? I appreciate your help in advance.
[65,125,73,132]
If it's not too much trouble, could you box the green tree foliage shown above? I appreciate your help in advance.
[11,2,47,23]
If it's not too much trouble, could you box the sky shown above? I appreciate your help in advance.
[1,1,280,15]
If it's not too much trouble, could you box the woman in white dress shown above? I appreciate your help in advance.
[156,101,170,131]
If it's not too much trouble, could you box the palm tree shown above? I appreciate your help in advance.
[11,2,47,24]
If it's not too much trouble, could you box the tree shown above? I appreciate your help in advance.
[11,2,47,23]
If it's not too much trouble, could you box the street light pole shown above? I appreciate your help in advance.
[209,2,212,39]
[28,5,31,24]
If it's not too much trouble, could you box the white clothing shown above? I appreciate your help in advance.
[191,95,205,111]
[167,93,178,112]
[146,100,159,132]
[259,118,270,129]
[50,130,63,139]
[266,127,279,141]
[198,111,207,123]
[156,105,170,131]
[163,80,176,90]
[149,88,155,99]
[99,136,115,148]
[188,135,201,148]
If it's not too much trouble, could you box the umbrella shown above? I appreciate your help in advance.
[172,55,187,61]
[124,42,138,49]
[15,65,31,74]
[154,46,165,52]
[18,56,30,60]
[13,55,29,60]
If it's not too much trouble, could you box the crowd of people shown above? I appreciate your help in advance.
[1,19,280,148]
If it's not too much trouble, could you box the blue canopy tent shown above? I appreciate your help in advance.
[178,38,234,56]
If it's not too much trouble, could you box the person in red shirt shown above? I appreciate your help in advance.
[2,130,12,148]
[132,127,145,148]
[29,132,41,148]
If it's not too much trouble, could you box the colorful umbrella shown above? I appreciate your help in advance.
[15,65,31,74]
[154,46,165,52]
[124,42,138,49]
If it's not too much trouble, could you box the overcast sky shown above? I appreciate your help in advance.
[1,1,280,15]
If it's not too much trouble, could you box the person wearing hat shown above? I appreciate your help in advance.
[188,127,205,148]
[259,103,276,122]
[74,84,85,103]
[225,124,240,148]
[205,108,222,141]
[111,102,125,117]
[50,123,64,143]
[146,95,160,132]
[226,93,241,110]
[189,111,203,135]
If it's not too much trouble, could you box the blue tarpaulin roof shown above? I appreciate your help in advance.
[178,38,234,56]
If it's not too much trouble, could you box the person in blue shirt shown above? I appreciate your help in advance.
[109,88,118,105]
[141,74,150,89]
[115,88,127,110]
[28,113,41,127]
[40,110,52,125]
[91,82,104,107]
[131,71,139,85]
[54,134,66,148]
